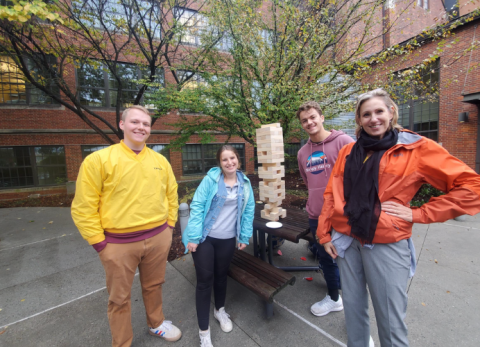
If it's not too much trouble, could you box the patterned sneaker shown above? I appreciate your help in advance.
[214,307,233,332]
[149,320,182,341]
[310,295,344,316]
[199,328,214,347]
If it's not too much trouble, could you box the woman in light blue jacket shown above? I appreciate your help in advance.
[182,145,255,347]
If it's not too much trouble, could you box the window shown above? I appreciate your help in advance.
[0,55,59,105]
[75,0,161,38]
[176,8,206,46]
[0,146,66,189]
[417,0,428,10]
[182,144,245,175]
[397,60,439,141]
[444,0,459,18]
[177,70,205,90]
[76,61,164,108]
[81,145,109,159]
[147,144,170,162]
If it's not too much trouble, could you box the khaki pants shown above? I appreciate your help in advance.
[99,229,173,347]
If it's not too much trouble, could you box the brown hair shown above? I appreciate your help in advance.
[296,101,323,120]
[216,145,241,171]
[354,88,403,138]
[121,105,152,122]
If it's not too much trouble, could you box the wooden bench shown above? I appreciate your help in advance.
[228,249,296,318]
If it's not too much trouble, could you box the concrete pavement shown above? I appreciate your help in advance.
[0,207,479,346]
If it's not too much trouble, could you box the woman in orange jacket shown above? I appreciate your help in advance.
[317,89,480,347]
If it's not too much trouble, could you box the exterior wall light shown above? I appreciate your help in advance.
[458,112,469,123]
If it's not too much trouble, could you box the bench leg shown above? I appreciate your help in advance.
[265,302,274,319]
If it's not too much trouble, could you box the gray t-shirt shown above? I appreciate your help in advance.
[208,182,238,239]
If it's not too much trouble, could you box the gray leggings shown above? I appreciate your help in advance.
[336,239,410,347]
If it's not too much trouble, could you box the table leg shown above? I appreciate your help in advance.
[253,228,258,258]
[267,234,273,265]
[259,230,266,262]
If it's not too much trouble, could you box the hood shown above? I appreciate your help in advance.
[306,129,349,146]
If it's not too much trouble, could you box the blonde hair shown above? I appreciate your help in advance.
[354,88,402,138]
[121,105,151,122]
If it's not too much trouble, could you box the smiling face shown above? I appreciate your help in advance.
[299,108,325,138]
[358,97,394,140]
[119,109,152,149]
[219,150,239,176]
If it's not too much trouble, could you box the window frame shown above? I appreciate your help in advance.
[182,143,246,176]
[75,61,164,109]
[0,145,67,189]
[396,60,440,141]
[0,55,60,107]
[175,7,206,46]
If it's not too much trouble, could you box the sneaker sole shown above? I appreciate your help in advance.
[310,306,344,317]
[148,330,182,342]
[214,317,233,333]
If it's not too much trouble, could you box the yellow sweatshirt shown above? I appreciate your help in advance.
[71,141,178,245]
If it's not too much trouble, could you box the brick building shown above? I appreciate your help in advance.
[357,0,480,169]
[1,0,479,199]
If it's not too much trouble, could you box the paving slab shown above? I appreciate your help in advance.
[0,207,479,347]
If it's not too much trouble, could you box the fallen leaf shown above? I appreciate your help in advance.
[0,308,2,311]
[43,227,46,230]
[434,259,438,263]
[421,302,426,306]
[49,221,53,224]
[277,250,283,256]
[29,221,34,223]
[303,277,313,281]
[0,328,6,335]
[446,291,450,294]
[6,268,9,271]
[21,299,25,302]
[61,234,66,237]
[300,257,307,261]
[17,218,21,220]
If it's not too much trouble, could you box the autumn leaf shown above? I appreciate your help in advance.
[49,221,53,224]
[421,302,426,306]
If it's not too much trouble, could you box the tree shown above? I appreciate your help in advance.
[148,0,403,147]
[0,0,215,144]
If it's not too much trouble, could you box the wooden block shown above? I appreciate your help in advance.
[260,123,281,128]
[257,136,284,144]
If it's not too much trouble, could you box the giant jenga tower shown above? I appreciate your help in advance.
[256,123,287,222]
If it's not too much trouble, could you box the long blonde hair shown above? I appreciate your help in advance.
[354,89,403,138]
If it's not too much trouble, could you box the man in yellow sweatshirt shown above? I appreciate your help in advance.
[71,105,181,347]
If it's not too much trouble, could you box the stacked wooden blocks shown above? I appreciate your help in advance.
[256,123,287,222]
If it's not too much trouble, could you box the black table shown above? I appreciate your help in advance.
[252,207,321,272]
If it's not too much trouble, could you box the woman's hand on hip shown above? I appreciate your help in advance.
[382,201,413,222]
[238,243,247,251]
[323,242,338,259]
[187,242,198,252]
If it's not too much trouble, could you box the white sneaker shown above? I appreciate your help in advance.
[149,320,182,341]
[214,307,233,332]
[369,335,374,347]
[310,295,344,316]
[199,328,214,347]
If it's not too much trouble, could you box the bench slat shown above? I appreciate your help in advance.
[232,250,293,284]
[228,263,277,303]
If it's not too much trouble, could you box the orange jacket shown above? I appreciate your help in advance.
[317,131,480,245]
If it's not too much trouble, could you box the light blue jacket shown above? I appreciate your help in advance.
[182,167,255,252]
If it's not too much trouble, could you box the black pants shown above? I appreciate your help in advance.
[191,236,236,331]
